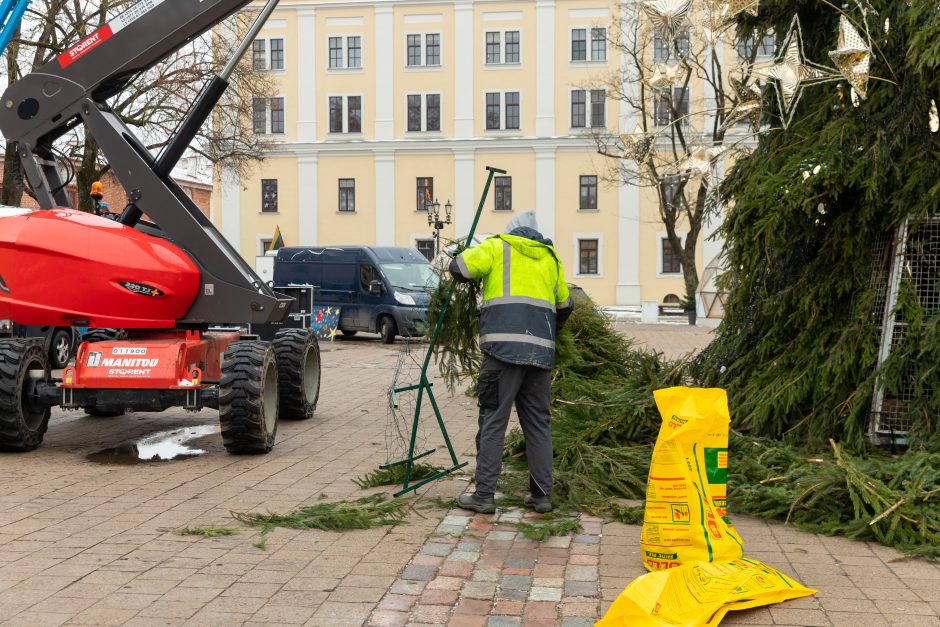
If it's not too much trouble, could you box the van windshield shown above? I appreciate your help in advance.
[380,263,439,291]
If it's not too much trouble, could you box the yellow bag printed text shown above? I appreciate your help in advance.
[640,387,743,571]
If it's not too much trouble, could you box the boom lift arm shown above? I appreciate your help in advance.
[0,0,291,325]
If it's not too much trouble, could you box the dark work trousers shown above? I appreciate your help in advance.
[474,354,553,498]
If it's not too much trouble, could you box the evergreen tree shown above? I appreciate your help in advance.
[696,1,940,450]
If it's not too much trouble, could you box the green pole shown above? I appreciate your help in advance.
[389,165,505,495]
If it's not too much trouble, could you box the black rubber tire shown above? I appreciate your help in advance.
[0,339,51,451]
[48,328,73,369]
[218,341,278,454]
[340,330,357,337]
[81,329,126,343]
[272,328,321,420]
[379,316,397,344]
[83,407,125,418]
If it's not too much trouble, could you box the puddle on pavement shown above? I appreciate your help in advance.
[86,424,219,465]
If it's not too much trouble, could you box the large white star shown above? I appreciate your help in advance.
[753,17,836,128]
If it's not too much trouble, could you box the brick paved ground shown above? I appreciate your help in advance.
[370,510,604,627]
[0,325,937,626]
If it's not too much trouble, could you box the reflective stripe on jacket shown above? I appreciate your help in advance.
[455,234,571,369]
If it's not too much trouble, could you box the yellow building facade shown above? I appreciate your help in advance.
[212,0,728,307]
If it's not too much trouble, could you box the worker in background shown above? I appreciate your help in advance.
[449,211,573,514]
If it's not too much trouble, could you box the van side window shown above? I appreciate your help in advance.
[360,265,376,291]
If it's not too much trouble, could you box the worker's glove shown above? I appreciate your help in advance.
[556,302,574,330]
[449,258,473,284]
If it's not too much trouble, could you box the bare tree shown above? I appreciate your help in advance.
[591,4,766,319]
[2,2,274,211]
[1,0,89,206]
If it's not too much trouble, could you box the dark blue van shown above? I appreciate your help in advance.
[274,246,437,343]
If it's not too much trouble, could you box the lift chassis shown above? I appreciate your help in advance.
[0,0,321,453]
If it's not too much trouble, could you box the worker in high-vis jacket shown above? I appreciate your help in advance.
[449,212,573,514]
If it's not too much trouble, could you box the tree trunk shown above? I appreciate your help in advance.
[2,144,24,207]
[75,136,101,213]
[681,258,699,326]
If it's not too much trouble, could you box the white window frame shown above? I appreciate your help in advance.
[257,236,273,256]
[404,32,443,70]
[326,33,364,71]
[326,94,364,135]
[569,88,607,130]
[573,233,604,278]
[656,232,686,277]
[411,235,436,261]
[653,30,691,64]
[483,29,522,67]
[482,90,522,132]
[569,26,608,66]
[652,85,691,128]
[737,32,775,61]
[260,179,279,214]
[404,92,444,133]
[252,37,287,73]
[338,178,356,213]
[578,174,599,211]
[589,26,607,62]
[252,95,287,135]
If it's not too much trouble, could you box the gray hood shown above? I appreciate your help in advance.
[504,211,538,233]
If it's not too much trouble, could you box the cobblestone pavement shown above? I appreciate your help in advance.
[370,510,604,627]
[0,327,937,626]
[611,317,717,361]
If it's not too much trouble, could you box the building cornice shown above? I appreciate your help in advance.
[263,135,603,157]
[263,0,564,11]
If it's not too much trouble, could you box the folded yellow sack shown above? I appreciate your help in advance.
[641,387,744,571]
[596,557,817,627]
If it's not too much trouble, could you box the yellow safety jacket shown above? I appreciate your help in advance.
[455,233,571,369]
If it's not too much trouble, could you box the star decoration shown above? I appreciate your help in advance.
[676,144,723,178]
[729,0,758,16]
[722,77,763,131]
[702,0,759,41]
[640,0,692,50]
[620,124,654,164]
[753,17,837,129]
[646,63,682,90]
[828,15,872,100]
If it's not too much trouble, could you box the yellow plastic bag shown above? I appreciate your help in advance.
[641,387,743,571]
[596,557,817,627]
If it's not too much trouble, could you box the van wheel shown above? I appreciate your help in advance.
[379,317,397,344]
[341,330,357,337]
[49,329,72,369]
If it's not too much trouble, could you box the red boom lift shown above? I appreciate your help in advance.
[0,0,321,453]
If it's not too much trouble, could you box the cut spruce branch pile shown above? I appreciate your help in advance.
[231,494,410,536]
[427,278,940,557]
[353,463,446,489]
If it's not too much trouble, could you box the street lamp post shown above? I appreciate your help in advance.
[426,197,453,257]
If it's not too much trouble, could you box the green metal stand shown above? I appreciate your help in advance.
[384,166,506,497]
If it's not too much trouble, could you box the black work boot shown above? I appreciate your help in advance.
[524,494,553,513]
[457,492,496,514]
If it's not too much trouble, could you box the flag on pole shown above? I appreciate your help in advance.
[268,226,285,252]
